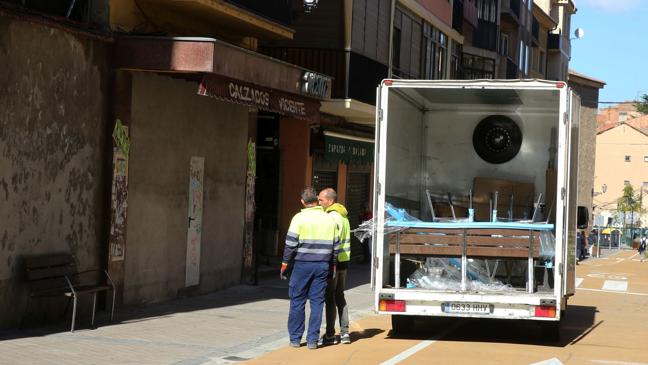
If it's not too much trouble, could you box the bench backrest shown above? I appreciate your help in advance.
[388,228,540,258]
[25,254,78,292]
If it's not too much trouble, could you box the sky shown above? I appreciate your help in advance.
[569,0,648,106]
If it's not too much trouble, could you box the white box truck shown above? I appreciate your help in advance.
[372,79,588,339]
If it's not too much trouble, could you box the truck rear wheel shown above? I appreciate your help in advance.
[391,314,415,334]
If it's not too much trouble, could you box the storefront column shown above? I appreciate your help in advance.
[278,117,311,256]
[337,162,348,205]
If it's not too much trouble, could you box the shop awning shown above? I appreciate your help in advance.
[323,131,374,164]
[198,74,320,122]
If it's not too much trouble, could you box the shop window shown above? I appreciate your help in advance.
[625,155,631,162]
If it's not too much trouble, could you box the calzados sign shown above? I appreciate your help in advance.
[228,83,270,107]
[198,75,317,121]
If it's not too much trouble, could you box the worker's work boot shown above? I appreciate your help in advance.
[318,334,337,346]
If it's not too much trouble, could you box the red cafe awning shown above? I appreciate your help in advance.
[198,74,320,122]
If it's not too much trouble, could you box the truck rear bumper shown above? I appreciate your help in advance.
[377,289,561,321]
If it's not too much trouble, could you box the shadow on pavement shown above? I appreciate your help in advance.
[1,262,372,341]
[387,305,598,347]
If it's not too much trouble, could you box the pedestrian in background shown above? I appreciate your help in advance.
[280,187,340,350]
[317,188,352,345]
[639,236,646,262]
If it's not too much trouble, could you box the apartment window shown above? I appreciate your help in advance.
[422,23,447,80]
[476,0,497,22]
[519,40,525,71]
[625,155,631,162]
[619,112,628,122]
[644,155,648,162]
[524,45,530,75]
[624,180,631,186]
[392,27,402,72]
[450,42,462,79]
[500,34,509,57]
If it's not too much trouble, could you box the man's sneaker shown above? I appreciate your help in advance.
[340,333,351,344]
[317,334,338,346]
[307,342,318,350]
[289,342,300,348]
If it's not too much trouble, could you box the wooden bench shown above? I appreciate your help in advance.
[23,253,116,332]
[388,228,540,258]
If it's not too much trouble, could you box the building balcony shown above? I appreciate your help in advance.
[548,33,571,57]
[119,0,295,41]
[501,0,521,24]
[473,20,498,52]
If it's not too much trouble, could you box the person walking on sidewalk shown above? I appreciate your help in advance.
[639,236,646,262]
[280,187,340,350]
[317,188,352,345]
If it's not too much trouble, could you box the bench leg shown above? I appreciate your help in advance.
[91,292,97,328]
[71,294,77,332]
[111,288,116,322]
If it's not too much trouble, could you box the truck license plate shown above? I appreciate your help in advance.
[443,302,492,314]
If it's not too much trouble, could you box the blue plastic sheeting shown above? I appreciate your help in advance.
[385,221,554,231]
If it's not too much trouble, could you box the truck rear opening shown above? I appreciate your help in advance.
[372,80,580,337]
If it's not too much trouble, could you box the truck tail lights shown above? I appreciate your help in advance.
[379,299,406,312]
[534,305,556,318]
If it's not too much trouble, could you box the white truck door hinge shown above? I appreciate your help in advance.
[563,112,569,124]
[378,109,384,122]
[559,263,563,275]
[561,187,566,200]
[377,182,382,195]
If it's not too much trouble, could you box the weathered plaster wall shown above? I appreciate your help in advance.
[125,73,247,305]
[0,17,111,328]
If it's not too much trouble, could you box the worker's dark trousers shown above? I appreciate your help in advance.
[288,260,329,345]
[325,266,349,337]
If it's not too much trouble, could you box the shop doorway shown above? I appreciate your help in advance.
[255,113,280,264]
[346,169,371,262]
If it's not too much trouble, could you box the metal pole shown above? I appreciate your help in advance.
[387,0,396,78]
[596,227,600,258]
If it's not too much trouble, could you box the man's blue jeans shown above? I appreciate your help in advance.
[287,260,329,345]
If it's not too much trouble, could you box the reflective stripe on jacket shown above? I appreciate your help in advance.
[326,203,351,263]
[283,206,340,264]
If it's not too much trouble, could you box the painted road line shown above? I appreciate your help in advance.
[575,278,584,287]
[577,287,648,296]
[602,280,628,291]
[530,358,564,365]
[379,323,460,365]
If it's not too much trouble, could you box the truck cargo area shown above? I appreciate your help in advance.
[373,80,579,326]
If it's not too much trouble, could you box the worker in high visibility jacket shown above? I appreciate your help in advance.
[317,188,352,345]
[280,187,340,350]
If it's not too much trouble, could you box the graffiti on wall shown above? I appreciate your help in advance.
[109,122,129,262]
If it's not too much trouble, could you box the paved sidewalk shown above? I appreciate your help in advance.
[0,264,374,365]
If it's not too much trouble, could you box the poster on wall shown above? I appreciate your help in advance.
[109,119,129,263]
[185,156,205,287]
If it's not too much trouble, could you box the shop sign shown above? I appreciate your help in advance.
[324,133,374,164]
[301,71,331,99]
[198,75,319,122]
